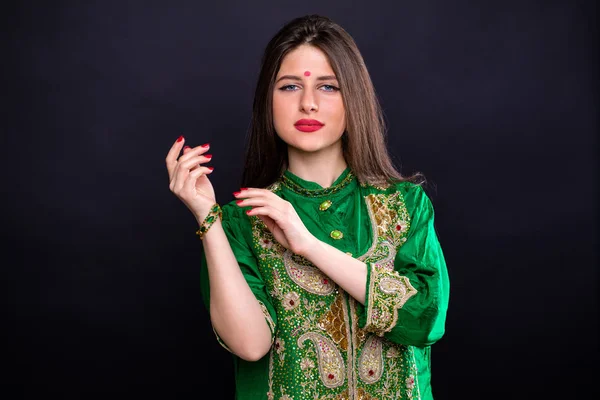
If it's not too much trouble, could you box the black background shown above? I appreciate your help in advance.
[3,1,598,399]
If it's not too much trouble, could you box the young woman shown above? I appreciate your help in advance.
[166,14,449,400]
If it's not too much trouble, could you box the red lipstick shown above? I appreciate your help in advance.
[294,119,324,132]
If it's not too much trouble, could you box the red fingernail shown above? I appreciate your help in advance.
[246,210,252,215]
[183,145,191,150]
[233,191,241,197]
[205,154,212,159]
[236,200,243,205]
[208,167,214,171]
[177,135,184,142]
[201,143,210,148]
[241,187,249,191]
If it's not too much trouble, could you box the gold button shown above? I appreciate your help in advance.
[330,230,344,240]
[319,200,332,211]
[346,252,353,257]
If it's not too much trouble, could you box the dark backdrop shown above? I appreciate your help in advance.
[3,1,598,399]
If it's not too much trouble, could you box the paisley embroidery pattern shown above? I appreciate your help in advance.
[248,181,421,400]
[298,332,345,388]
[283,250,336,295]
[358,336,383,384]
[360,192,417,336]
[365,266,418,335]
[361,239,396,267]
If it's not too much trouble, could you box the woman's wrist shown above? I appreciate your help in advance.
[195,203,223,240]
[295,234,320,258]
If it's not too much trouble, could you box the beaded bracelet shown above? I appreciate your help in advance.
[195,203,223,239]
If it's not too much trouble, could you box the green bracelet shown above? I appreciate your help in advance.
[195,203,222,239]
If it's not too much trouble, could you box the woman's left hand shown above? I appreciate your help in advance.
[234,188,316,256]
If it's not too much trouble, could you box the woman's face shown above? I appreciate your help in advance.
[272,44,346,155]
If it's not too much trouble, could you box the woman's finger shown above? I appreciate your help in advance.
[171,154,213,193]
[183,146,201,171]
[178,154,213,172]
[171,144,206,185]
[236,189,289,215]
[179,165,214,194]
[246,204,284,222]
[235,188,285,204]
[174,143,210,177]
[178,143,210,164]
[235,197,269,208]
[189,165,214,179]
[165,135,185,181]
[257,214,278,235]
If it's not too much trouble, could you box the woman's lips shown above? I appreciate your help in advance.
[295,125,323,132]
[294,119,324,132]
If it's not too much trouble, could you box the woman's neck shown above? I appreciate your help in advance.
[287,144,347,188]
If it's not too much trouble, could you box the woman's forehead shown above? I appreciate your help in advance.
[278,45,334,75]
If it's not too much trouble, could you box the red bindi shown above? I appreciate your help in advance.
[304,71,311,76]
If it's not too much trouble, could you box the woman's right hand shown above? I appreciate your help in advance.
[166,136,216,223]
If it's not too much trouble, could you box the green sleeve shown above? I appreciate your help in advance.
[199,201,277,353]
[358,184,450,347]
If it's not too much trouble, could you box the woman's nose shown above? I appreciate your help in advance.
[300,89,318,112]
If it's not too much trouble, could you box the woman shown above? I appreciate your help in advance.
[166,14,449,400]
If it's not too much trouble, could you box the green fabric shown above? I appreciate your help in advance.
[199,167,450,400]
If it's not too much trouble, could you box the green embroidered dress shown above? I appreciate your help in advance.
[200,168,450,400]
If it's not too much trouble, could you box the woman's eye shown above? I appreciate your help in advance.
[321,85,340,92]
[280,85,299,91]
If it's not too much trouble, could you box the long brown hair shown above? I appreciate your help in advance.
[241,14,424,188]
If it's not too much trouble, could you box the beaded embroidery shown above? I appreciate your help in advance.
[249,182,420,400]
[281,170,355,197]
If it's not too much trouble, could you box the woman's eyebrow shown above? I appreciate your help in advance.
[276,75,338,83]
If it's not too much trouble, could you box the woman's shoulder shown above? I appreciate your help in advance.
[361,178,424,197]
[361,178,432,218]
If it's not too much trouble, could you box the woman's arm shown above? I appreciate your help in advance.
[299,241,368,304]
[200,219,273,361]
[166,138,273,362]
[356,185,449,347]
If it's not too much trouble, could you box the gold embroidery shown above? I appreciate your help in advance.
[356,388,378,400]
[252,183,423,399]
[358,336,383,384]
[342,293,356,398]
[364,193,410,248]
[409,347,421,399]
[259,300,276,345]
[366,266,418,335]
[267,346,275,400]
[212,326,232,353]
[282,291,300,311]
[361,192,418,335]
[368,194,397,237]
[266,181,281,192]
[274,337,286,365]
[298,332,346,388]
[359,179,391,191]
[318,293,348,350]
[283,250,335,295]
